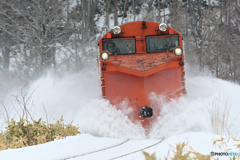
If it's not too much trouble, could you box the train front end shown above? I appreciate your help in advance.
[98,21,186,130]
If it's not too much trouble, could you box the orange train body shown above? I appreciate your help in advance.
[98,21,186,129]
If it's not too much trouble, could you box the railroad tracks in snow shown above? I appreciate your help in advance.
[61,138,164,160]
[61,139,130,160]
[109,138,164,160]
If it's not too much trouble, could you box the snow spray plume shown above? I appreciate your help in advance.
[148,75,240,138]
[1,64,240,139]
[1,68,145,139]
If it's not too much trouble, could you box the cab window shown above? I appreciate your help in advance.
[102,39,136,55]
[146,36,179,52]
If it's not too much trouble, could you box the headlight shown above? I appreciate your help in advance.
[112,26,121,34]
[174,47,183,56]
[100,51,109,61]
[159,23,167,31]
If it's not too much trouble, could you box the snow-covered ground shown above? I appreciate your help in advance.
[0,132,239,160]
[0,63,240,159]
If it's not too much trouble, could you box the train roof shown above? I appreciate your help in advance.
[99,21,182,41]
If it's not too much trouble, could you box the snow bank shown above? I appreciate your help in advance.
[0,132,238,160]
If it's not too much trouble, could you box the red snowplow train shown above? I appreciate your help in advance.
[98,21,186,130]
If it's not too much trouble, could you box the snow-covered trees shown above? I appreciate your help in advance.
[0,0,72,79]
[0,0,239,83]
[0,0,100,80]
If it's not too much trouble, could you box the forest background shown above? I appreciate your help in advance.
[0,0,239,89]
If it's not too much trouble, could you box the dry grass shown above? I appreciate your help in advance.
[0,116,80,151]
[212,135,240,160]
[143,142,211,160]
[0,85,80,151]
[143,151,157,160]
[143,134,240,160]
[206,94,239,137]
[0,84,37,130]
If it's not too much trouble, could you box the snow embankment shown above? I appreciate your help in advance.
[0,132,239,160]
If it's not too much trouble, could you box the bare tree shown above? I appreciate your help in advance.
[105,0,111,29]
[2,32,10,74]
[121,0,128,24]
[0,1,13,75]
[133,0,135,21]
[114,0,118,26]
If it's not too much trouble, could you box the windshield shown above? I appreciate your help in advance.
[146,36,179,52]
[102,39,136,55]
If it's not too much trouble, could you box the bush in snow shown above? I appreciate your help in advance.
[0,116,80,151]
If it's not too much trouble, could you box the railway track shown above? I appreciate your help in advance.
[62,139,130,160]
[109,138,164,160]
[61,138,164,160]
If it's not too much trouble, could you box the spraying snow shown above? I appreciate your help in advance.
[1,64,240,139]
[149,65,240,138]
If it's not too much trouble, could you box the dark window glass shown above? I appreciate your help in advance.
[146,36,179,52]
[102,39,136,55]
